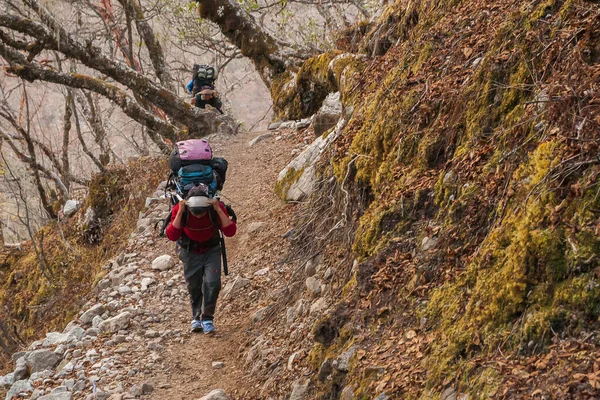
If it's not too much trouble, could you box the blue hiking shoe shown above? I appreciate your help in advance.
[190,320,203,333]
[201,320,216,335]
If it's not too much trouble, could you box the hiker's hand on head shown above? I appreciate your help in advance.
[210,198,221,211]
[178,199,186,214]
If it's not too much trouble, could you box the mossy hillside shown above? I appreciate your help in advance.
[282,0,600,396]
[0,158,164,371]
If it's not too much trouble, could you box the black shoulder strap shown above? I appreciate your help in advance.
[182,206,188,228]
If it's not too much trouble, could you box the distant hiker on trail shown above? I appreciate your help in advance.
[165,184,236,334]
[187,64,224,114]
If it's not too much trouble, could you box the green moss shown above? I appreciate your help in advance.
[342,270,358,298]
[412,43,434,74]
[274,166,305,200]
[307,343,327,371]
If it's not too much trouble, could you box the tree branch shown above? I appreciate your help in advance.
[0,9,222,134]
[118,0,175,91]
[0,41,175,150]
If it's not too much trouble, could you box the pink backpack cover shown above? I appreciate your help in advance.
[176,139,212,161]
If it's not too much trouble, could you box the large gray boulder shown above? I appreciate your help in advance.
[313,92,342,136]
[198,389,230,400]
[276,107,352,202]
[25,349,61,373]
[98,311,131,333]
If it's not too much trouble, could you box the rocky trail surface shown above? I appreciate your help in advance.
[0,128,315,400]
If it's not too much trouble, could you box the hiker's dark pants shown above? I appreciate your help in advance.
[179,245,222,321]
[194,95,224,114]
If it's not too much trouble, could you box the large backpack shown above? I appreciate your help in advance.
[168,139,228,196]
[192,65,218,96]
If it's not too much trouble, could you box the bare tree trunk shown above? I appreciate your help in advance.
[62,94,72,191]
[75,91,111,166]
[195,0,311,86]
[118,0,175,91]
[69,91,106,173]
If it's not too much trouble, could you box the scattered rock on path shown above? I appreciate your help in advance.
[80,304,106,324]
[152,255,174,271]
[333,346,357,372]
[98,312,131,333]
[267,122,281,130]
[222,276,250,299]
[249,133,273,147]
[5,380,34,399]
[340,386,355,400]
[247,221,266,233]
[26,349,61,373]
[38,392,73,400]
[197,389,230,400]
[212,361,224,369]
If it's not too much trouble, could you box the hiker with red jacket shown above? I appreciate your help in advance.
[166,184,236,334]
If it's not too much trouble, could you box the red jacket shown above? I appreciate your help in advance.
[166,203,236,252]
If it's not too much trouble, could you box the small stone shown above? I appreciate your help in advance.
[0,372,15,389]
[247,222,266,233]
[251,306,271,323]
[310,298,327,315]
[92,315,104,328]
[141,382,154,395]
[421,236,438,251]
[333,346,357,372]
[212,361,224,369]
[80,304,106,324]
[63,200,81,218]
[340,386,355,400]
[151,255,174,272]
[287,351,301,371]
[144,330,159,338]
[305,277,322,297]
[254,268,269,276]
[267,122,281,130]
[99,312,131,333]
[317,358,332,381]
[289,381,308,400]
[249,133,273,147]
[221,277,250,299]
[198,389,230,400]
[5,380,34,399]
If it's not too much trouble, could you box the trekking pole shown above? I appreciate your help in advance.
[220,232,228,276]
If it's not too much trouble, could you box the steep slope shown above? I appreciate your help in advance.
[256,0,600,398]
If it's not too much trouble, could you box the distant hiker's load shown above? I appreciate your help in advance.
[187,64,224,114]
[167,139,228,197]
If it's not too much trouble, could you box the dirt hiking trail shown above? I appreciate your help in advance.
[136,129,300,399]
